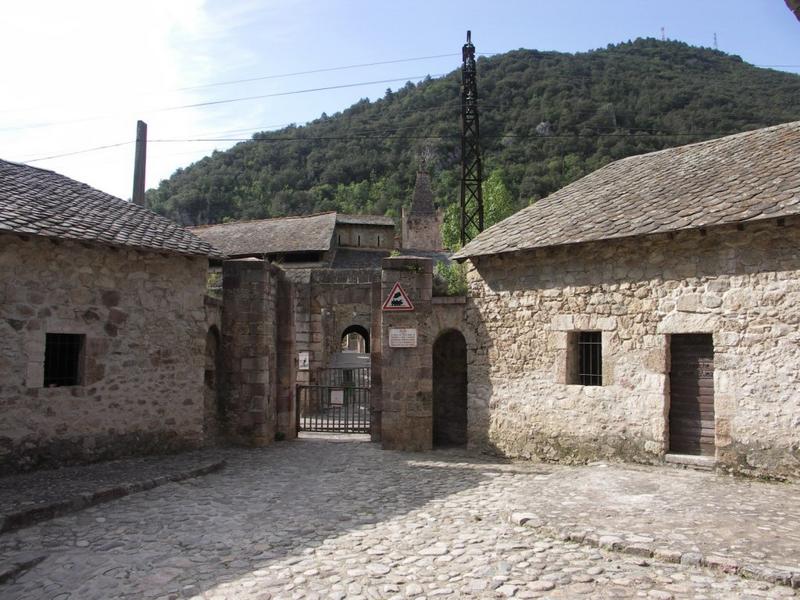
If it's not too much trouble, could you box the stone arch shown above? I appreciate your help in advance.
[433,328,468,447]
[341,324,370,353]
[203,325,225,443]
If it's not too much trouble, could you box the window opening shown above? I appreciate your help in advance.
[44,333,84,387]
[578,331,602,386]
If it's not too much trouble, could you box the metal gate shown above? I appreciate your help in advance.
[297,368,370,433]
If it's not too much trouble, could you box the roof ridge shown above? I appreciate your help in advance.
[191,211,337,229]
[454,121,800,260]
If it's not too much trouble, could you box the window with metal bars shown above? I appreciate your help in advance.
[576,331,602,386]
[44,333,85,387]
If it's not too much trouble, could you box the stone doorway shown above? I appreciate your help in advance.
[432,329,468,447]
[669,333,715,456]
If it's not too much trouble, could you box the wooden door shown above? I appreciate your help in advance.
[669,334,715,456]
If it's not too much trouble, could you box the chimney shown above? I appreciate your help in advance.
[132,120,147,207]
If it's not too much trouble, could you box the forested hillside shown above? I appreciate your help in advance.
[147,38,800,228]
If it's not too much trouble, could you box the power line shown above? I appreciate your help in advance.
[0,74,448,133]
[157,74,448,112]
[24,141,133,163]
[177,53,458,91]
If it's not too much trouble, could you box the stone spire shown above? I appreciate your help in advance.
[401,168,444,251]
[410,170,435,215]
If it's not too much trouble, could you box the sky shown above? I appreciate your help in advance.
[1,0,798,200]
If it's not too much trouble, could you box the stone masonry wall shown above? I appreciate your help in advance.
[0,234,209,473]
[465,218,800,480]
[335,224,394,250]
[402,209,444,252]
[285,269,377,383]
[380,257,433,451]
[221,259,278,446]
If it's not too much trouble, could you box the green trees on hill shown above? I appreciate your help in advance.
[147,39,800,227]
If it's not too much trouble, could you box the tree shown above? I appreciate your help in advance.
[442,169,516,251]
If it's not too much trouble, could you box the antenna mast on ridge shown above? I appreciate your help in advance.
[459,30,484,246]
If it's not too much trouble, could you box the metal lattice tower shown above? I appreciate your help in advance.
[459,30,484,246]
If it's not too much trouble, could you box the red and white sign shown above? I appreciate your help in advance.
[382,282,414,311]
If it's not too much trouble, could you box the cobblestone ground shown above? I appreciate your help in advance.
[0,436,796,599]
[500,461,800,575]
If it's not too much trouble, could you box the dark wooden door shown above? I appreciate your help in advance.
[433,330,468,447]
[669,334,715,456]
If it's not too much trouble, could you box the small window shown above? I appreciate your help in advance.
[357,234,361,247]
[576,331,602,386]
[377,235,381,247]
[44,333,85,387]
[338,234,342,245]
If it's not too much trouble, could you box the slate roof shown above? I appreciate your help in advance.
[191,212,337,257]
[335,214,395,227]
[0,159,219,257]
[454,121,800,260]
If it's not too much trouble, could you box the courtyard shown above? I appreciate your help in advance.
[1,435,798,599]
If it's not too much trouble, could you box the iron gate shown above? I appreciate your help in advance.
[297,367,370,433]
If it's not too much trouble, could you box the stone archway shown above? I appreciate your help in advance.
[203,326,224,444]
[341,324,370,353]
[433,329,468,447]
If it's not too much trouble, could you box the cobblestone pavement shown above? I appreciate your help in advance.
[0,450,230,532]
[500,461,800,579]
[0,436,797,599]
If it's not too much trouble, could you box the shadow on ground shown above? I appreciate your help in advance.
[0,435,521,599]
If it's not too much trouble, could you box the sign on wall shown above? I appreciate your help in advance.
[382,282,414,311]
[298,351,310,370]
[330,389,344,406]
[389,328,418,348]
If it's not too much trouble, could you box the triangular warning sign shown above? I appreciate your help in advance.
[382,282,414,311]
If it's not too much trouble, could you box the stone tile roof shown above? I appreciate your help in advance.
[410,171,436,215]
[0,160,219,257]
[454,121,800,260]
[335,214,395,227]
[191,212,337,257]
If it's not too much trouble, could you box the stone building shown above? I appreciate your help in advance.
[0,160,220,473]
[192,177,449,386]
[453,121,800,480]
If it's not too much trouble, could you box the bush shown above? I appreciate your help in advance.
[434,262,468,296]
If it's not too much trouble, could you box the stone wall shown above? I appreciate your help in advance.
[221,259,279,446]
[465,218,800,480]
[275,275,297,439]
[335,224,395,250]
[402,208,444,252]
[0,234,209,473]
[286,268,378,383]
[380,257,434,451]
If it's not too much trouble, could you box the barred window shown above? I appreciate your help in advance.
[567,331,603,386]
[44,333,85,387]
[577,331,602,386]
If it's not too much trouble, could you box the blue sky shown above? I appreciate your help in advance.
[1,0,798,199]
